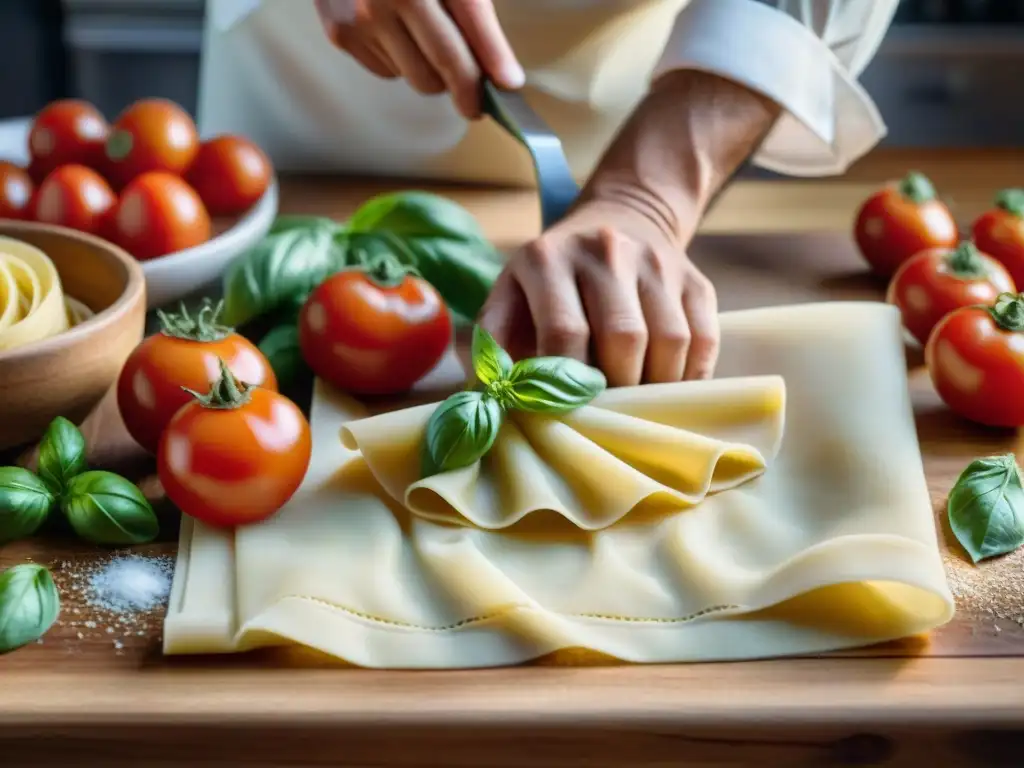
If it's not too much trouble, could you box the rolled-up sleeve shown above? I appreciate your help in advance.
[653,0,898,177]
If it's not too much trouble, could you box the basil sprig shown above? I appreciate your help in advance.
[422,327,606,477]
[948,454,1024,563]
[0,417,158,547]
[0,564,60,654]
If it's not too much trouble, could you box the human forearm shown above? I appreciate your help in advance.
[581,69,780,247]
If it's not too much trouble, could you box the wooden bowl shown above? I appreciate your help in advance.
[0,221,146,451]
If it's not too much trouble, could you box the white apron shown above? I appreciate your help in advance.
[198,0,890,183]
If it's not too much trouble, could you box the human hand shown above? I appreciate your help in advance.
[313,0,525,119]
[476,199,719,387]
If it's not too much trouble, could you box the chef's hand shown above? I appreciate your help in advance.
[478,200,718,386]
[473,70,782,386]
[314,0,525,119]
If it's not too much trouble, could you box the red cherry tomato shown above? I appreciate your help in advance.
[971,189,1024,291]
[158,362,311,528]
[298,260,453,396]
[104,98,199,188]
[887,242,1015,346]
[110,171,211,260]
[0,162,35,220]
[925,293,1024,427]
[33,164,115,234]
[27,99,108,182]
[186,135,272,216]
[117,302,278,455]
[854,171,959,278]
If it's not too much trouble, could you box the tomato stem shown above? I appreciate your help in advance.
[988,292,1024,333]
[995,189,1024,218]
[105,130,133,162]
[946,241,988,279]
[182,358,252,409]
[898,171,937,204]
[157,299,233,342]
[363,254,418,288]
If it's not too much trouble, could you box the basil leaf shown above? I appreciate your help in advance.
[471,326,512,386]
[0,467,54,544]
[259,324,309,388]
[61,471,159,546]
[422,391,504,477]
[268,215,342,235]
[37,416,87,492]
[0,564,60,654]
[507,357,607,414]
[222,223,347,327]
[947,454,1024,563]
[348,191,503,320]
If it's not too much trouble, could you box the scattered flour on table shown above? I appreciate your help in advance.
[50,552,174,653]
[944,545,1024,633]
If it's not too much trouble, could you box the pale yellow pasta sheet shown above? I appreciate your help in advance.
[164,302,954,667]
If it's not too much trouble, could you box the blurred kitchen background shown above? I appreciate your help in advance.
[3,0,1023,147]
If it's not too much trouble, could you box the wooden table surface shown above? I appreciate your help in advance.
[4,148,1024,767]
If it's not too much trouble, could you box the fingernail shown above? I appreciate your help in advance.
[500,62,526,89]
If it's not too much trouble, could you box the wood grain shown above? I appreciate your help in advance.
[3,148,1024,767]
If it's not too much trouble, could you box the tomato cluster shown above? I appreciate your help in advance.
[2,98,272,262]
[117,301,310,528]
[855,173,1024,428]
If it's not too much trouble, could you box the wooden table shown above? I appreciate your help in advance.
[4,148,1024,768]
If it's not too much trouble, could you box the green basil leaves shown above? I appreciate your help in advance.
[259,324,309,388]
[62,471,159,546]
[348,192,503,322]
[37,416,87,493]
[0,468,54,544]
[948,454,1024,563]
[506,357,608,415]
[422,327,606,477]
[0,564,60,653]
[221,193,503,333]
[422,391,503,476]
[0,417,158,547]
[221,218,349,327]
[472,324,513,386]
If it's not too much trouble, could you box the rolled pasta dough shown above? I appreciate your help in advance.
[0,235,88,352]
[164,302,954,668]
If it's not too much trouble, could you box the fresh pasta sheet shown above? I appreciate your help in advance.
[164,302,954,667]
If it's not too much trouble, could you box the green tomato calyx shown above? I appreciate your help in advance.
[898,171,937,204]
[362,254,419,288]
[183,358,253,410]
[105,130,133,162]
[988,292,1024,333]
[158,299,233,343]
[995,189,1024,219]
[946,241,988,279]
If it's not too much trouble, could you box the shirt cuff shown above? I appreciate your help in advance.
[208,0,264,32]
[653,0,887,177]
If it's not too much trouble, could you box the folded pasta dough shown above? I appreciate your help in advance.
[341,376,786,531]
[164,302,956,668]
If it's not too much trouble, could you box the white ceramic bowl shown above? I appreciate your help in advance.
[0,117,278,310]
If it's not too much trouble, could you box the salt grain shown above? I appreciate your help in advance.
[51,552,174,651]
[89,555,173,614]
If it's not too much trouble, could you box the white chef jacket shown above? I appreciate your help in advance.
[199,0,895,184]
